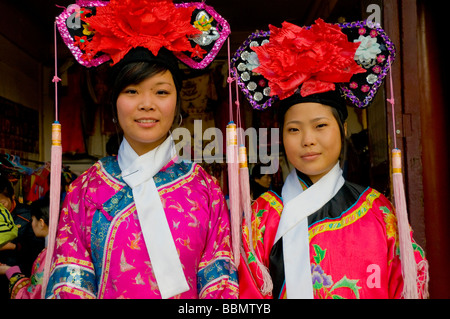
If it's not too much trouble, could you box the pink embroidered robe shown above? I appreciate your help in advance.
[45,156,239,299]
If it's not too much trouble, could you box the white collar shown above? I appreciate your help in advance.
[118,136,189,299]
[277,162,345,298]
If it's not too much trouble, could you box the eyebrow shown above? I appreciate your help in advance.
[285,117,330,125]
[154,81,174,86]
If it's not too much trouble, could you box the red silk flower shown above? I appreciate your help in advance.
[83,0,201,64]
[252,19,366,99]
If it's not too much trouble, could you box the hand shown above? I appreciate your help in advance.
[0,242,16,251]
[0,263,11,275]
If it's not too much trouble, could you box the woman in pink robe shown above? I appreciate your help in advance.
[45,1,237,299]
[45,155,238,299]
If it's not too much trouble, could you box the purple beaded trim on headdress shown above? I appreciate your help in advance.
[338,20,396,108]
[174,2,231,69]
[231,20,396,110]
[55,1,109,68]
[231,30,276,110]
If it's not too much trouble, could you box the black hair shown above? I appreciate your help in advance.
[109,61,183,132]
[30,195,49,226]
[0,174,14,200]
[251,163,271,180]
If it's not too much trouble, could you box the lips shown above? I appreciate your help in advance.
[135,118,159,127]
[136,118,158,123]
[301,152,321,161]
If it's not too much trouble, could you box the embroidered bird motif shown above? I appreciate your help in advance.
[128,232,141,250]
[176,236,194,251]
[186,210,200,228]
[185,196,200,212]
[60,224,72,234]
[56,236,68,248]
[182,185,192,196]
[134,272,145,285]
[168,201,184,213]
[120,250,136,272]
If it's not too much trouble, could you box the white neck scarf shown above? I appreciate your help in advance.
[118,135,189,299]
[276,162,345,298]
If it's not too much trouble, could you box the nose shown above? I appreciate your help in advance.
[138,93,155,111]
[301,129,316,147]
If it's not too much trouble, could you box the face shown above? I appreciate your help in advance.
[116,70,177,156]
[283,102,345,184]
[31,216,48,238]
[0,194,12,211]
[255,174,272,188]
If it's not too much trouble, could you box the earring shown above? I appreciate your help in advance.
[178,114,183,127]
[112,118,117,124]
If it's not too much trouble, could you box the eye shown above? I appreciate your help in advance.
[122,88,138,94]
[156,90,170,95]
[287,127,299,133]
[316,123,328,129]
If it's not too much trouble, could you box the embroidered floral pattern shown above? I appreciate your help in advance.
[311,244,361,299]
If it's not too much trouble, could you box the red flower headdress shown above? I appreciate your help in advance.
[231,19,396,110]
[56,0,230,69]
[253,19,366,100]
[82,0,200,65]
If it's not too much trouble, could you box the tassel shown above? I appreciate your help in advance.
[386,56,427,298]
[41,122,62,298]
[239,146,273,295]
[41,21,63,298]
[392,149,418,299]
[227,122,241,268]
[417,259,429,299]
[239,146,251,244]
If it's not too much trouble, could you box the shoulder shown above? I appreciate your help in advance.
[351,185,396,229]
[252,190,284,218]
[66,157,124,199]
[0,203,10,216]
[342,182,393,212]
[154,159,198,188]
[11,203,32,221]
[162,160,220,186]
